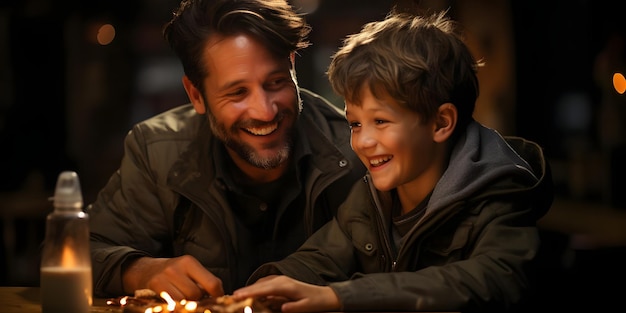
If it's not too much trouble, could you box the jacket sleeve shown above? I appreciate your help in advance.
[88,124,177,297]
[247,218,355,285]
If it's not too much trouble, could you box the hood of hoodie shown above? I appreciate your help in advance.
[426,121,553,219]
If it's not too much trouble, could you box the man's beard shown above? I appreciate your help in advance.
[207,110,294,170]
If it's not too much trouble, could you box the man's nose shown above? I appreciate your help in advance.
[249,90,278,121]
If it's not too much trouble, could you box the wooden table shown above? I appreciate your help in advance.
[0,286,118,313]
[1,286,457,313]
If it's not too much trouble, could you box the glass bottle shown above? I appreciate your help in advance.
[40,171,92,313]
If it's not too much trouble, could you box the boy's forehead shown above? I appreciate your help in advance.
[342,82,387,106]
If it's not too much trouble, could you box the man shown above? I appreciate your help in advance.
[88,0,365,300]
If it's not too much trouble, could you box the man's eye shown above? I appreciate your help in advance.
[268,77,290,89]
[229,88,246,97]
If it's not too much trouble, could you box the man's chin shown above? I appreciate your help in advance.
[248,154,287,169]
[245,145,291,169]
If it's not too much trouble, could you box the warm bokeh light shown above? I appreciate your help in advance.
[613,72,626,94]
[184,301,198,311]
[61,239,77,267]
[160,291,176,311]
[97,24,116,45]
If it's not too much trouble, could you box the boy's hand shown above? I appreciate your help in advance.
[233,275,340,313]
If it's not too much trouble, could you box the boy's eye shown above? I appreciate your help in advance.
[375,119,386,125]
[348,122,361,129]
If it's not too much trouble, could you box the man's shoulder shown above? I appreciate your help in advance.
[134,104,201,133]
[300,88,344,117]
[129,103,204,145]
[299,88,349,136]
[298,88,364,169]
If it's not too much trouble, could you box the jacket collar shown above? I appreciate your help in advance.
[167,100,350,196]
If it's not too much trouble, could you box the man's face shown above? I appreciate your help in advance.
[191,33,300,170]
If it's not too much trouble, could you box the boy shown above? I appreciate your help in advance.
[233,10,553,312]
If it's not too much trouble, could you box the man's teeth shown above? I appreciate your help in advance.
[246,123,277,135]
[370,156,392,167]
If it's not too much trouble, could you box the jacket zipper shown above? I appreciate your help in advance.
[173,184,237,287]
[364,175,397,271]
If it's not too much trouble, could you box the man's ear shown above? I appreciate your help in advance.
[182,75,206,114]
[433,102,457,143]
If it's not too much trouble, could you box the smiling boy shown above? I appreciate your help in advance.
[233,10,554,313]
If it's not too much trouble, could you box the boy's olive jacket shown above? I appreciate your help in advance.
[249,121,554,313]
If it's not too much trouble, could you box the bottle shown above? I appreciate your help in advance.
[40,171,92,313]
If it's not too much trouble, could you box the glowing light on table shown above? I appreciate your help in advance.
[160,291,177,311]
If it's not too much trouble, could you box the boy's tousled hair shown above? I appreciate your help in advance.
[328,9,481,132]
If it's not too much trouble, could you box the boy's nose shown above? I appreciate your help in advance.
[353,129,377,150]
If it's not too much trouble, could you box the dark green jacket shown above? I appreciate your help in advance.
[249,121,554,313]
[88,89,365,297]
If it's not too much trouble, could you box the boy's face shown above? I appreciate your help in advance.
[184,33,299,171]
[345,87,444,197]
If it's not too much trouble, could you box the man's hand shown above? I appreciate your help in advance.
[122,255,224,300]
[232,275,340,313]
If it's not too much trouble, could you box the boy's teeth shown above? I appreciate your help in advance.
[370,156,392,166]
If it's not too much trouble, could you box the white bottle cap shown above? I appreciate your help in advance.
[52,171,84,211]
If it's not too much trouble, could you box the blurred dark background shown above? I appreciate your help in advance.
[1,0,625,310]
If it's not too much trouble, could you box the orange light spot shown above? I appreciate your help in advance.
[185,301,198,311]
[160,291,176,311]
[612,72,626,94]
[97,24,116,45]
[61,239,77,267]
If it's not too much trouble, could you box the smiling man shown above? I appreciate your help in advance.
[87,0,365,301]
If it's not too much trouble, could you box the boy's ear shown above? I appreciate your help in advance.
[433,102,457,143]
[182,75,206,114]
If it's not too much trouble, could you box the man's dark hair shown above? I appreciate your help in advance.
[163,0,311,91]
